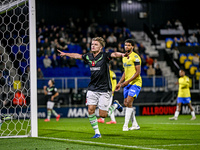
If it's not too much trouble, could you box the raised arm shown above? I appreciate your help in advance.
[111,52,129,58]
[57,49,82,59]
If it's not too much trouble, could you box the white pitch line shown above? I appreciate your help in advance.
[151,143,200,147]
[152,123,200,125]
[38,136,167,150]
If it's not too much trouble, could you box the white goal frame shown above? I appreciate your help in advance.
[0,0,38,138]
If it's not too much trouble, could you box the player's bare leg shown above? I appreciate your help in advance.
[169,103,181,120]
[123,96,134,131]
[188,103,196,120]
[44,108,51,122]
[88,105,101,138]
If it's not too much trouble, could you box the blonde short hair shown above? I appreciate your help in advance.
[92,37,106,48]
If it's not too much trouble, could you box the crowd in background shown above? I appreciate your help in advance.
[36,18,146,75]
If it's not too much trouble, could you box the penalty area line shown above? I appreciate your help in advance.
[38,136,167,150]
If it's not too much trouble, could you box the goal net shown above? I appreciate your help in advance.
[0,0,37,138]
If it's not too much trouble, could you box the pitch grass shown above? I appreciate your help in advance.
[0,115,200,150]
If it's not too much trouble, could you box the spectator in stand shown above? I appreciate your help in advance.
[38,47,45,57]
[59,38,68,50]
[37,27,44,39]
[43,38,50,49]
[118,33,125,44]
[117,42,124,52]
[86,43,91,52]
[179,37,187,46]
[147,65,155,76]
[174,19,183,30]
[107,33,117,48]
[172,47,180,64]
[155,64,162,76]
[37,37,42,51]
[45,46,51,56]
[138,43,146,55]
[60,56,69,68]
[68,57,77,68]
[188,33,198,43]
[171,37,179,49]
[146,55,154,65]
[37,67,44,79]
[59,27,66,39]
[43,27,50,39]
[153,59,158,68]
[51,54,59,68]
[193,53,199,66]
[43,55,52,68]
[140,54,146,67]
[79,37,87,50]
[165,20,173,29]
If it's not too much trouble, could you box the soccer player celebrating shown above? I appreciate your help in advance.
[169,69,196,120]
[97,63,120,124]
[44,79,60,122]
[115,39,142,131]
[58,37,127,138]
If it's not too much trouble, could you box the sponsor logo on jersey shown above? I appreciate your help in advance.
[90,67,101,71]
[123,63,132,67]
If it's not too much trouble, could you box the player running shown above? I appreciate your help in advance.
[115,39,142,131]
[58,37,127,138]
[97,63,120,124]
[169,69,196,120]
[44,79,60,122]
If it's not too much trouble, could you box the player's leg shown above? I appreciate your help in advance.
[129,85,141,130]
[86,91,101,138]
[169,101,181,120]
[98,96,113,124]
[188,103,196,120]
[106,97,117,124]
[129,108,140,130]
[45,101,54,122]
[123,96,134,131]
[51,109,60,121]
[88,105,101,138]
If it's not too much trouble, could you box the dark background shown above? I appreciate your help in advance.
[36,0,200,31]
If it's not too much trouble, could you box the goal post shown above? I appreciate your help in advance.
[29,0,38,138]
[0,0,38,138]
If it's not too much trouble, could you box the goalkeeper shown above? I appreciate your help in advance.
[58,37,128,138]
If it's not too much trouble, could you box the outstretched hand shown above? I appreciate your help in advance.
[57,49,66,57]
[122,51,129,59]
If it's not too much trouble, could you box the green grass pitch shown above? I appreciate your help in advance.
[0,115,200,150]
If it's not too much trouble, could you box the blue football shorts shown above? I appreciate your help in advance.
[123,84,141,99]
[177,97,191,104]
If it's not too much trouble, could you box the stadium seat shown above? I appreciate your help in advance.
[179,53,187,64]
[165,38,173,48]
[184,59,192,69]
[195,70,200,81]
[187,53,194,61]
[189,78,192,88]
[189,65,198,75]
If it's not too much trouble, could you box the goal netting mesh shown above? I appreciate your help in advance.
[0,0,37,138]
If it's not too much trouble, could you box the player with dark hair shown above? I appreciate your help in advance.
[58,37,127,138]
[115,39,142,131]
[169,69,196,120]
[44,79,60,122]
